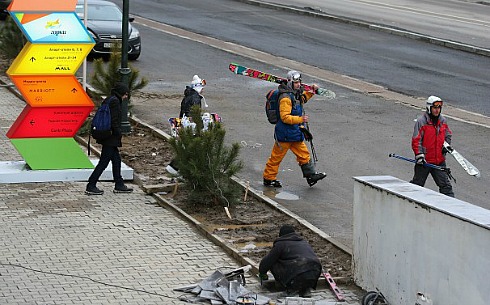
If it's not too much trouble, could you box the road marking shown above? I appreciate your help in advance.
[133,15,490,129]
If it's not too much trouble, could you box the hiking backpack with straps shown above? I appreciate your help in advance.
[265,89,280,124]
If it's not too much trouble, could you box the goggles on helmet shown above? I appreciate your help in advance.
[287,70,302,83]
[291,72,301,82]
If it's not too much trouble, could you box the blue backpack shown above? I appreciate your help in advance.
[90,98,112,140]
[265,89,280,124]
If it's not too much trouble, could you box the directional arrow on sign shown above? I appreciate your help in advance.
[11,12,94,43]
[8,0,78,12]
[9,75,94,107]
[7,42,93,75]
[7,105,93,138]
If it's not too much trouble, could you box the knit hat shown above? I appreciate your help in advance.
[279,225,295,237]
[191,75,205,93]
[113,82,130,98]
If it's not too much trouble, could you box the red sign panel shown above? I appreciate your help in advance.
[7,105,92,138]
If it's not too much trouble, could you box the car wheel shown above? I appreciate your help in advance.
[128,53,140,61]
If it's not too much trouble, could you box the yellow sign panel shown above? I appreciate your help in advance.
[7,42,94,75]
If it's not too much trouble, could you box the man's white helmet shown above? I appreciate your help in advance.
[426,95,443,113]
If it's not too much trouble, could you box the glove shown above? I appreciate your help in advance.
[442,145,453,154]
[299,127,313,141]
[415,154,426,165]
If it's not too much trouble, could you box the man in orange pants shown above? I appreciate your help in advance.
[263,71,326,187]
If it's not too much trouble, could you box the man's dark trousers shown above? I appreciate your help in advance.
[88,145,124,187]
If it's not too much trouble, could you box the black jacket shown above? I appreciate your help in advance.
[259,232,322,287]
[96,94,122,147]
[179,86,202,118]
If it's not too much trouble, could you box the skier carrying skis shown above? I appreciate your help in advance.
[263,70,326,187]
[411,95,454,197]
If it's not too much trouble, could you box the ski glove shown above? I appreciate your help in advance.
[442,145,453,154]
[415,154,426,165]
[300,127,313,141]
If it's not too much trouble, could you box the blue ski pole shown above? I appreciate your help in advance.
[389,153,455,182]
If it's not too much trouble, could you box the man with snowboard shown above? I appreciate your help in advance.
[263,70,326,187]
[411,95,454,197]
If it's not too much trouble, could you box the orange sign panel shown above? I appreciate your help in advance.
[7,105,92,138]
[10,75,94,107]
[8,0,78,12]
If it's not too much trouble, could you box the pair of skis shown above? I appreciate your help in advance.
[390,143,480,179]
[228,63,336,99]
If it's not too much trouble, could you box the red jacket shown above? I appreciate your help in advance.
[412,112,452,165]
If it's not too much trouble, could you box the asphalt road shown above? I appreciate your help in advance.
[84,0,490,248]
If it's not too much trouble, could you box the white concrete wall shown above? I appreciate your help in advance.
[353,176,490,305]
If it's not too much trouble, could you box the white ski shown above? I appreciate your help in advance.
[444,141,481,178]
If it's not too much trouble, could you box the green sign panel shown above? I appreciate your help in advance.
[11,138,94,170]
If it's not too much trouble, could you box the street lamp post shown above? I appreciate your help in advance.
[119,0,132,134]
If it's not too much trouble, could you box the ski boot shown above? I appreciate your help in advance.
[301,161,326,187]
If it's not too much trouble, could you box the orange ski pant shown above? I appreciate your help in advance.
[263,141,310,180]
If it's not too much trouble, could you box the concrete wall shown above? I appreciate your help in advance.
[352,176,490,305]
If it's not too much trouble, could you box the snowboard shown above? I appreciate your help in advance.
[168,113,222,137]
[443,141,480,178]
[228,63,336,99]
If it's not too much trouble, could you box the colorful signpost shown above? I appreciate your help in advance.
[6,0,96,170]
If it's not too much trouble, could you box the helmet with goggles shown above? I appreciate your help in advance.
[287,70,302,83]
[426,95,443,113]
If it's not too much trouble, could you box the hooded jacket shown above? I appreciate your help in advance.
[259,232,322,288]
[179,86,202,118]
[412,112,452,165]
[274,83,314,142]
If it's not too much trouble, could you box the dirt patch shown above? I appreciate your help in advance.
[110,121,353,280]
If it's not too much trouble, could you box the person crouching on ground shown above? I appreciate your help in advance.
[259,225,322,298]
[263,70,326,187]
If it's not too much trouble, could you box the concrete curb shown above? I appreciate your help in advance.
[232,0,490,58]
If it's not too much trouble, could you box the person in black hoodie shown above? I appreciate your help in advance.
[179,74,206,118]
[85,83,133,195]
[259,225,322,298]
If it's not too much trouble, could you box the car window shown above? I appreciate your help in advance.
[75,4,122,21]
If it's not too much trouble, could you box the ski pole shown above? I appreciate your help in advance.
[300,96,318,163]
[389,153,455,182]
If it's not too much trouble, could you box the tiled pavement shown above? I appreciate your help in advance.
[0,85,361,304]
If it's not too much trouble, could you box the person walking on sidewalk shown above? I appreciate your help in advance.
[411,95,454,197]
[86,83,133,195]
[259,225,322,298]
[263,70,326,187]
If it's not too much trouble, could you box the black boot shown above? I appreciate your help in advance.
[306,172,326,186]
[263,178,282,188]
[301,161,326,187]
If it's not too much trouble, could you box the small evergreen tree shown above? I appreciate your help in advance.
[0,16,27,62]
[90,43,148,102]
[170,106,244,207]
